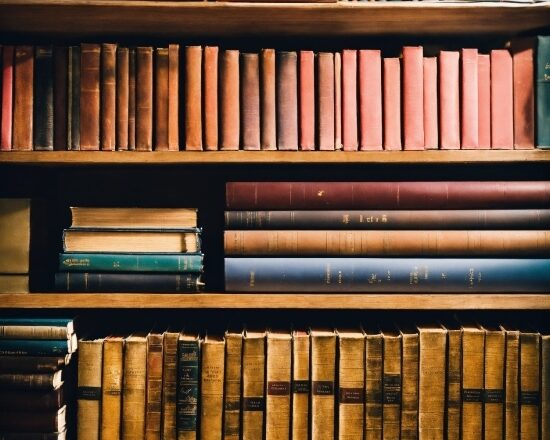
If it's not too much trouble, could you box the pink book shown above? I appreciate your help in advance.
[478,54,491,149]
[1,46,14,150]
[299,50,315,151]
[317,52,334,151]
[334,52,342,150]
[461,48,479,149]
[403,46,424,150]
[342,49,358,151]
[383,57,401,151]
[512,39,535,149]
[423,57,438,149]
[439,51,460,149]
[359,50,382,150]
[491,49,513,149]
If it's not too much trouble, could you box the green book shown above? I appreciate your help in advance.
[537,36,550,148]
[177,335,201,438]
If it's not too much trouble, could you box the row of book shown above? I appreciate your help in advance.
[224,181,550,292]
[76,326,550,440]
[1,38,549,152]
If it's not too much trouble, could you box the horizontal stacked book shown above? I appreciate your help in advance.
[0,318,78,440]
[0,38,549,151]
[224,181,550,292]
[55,207,204,292]
[77,326,550,440]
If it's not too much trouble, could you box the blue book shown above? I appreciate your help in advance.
[0,318,73,327]
[225,258,550,292]
[0,338,76,356]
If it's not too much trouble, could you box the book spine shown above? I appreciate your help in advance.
[146,334,164,440]
[122,338,147,440]
[277,51,298,150]
[504,330,519,440]
[136,47,153,151]
[154,48,169,151]
[0,372,57,391]
[491,49,514,149]
[512,39,535,149]
[0,355,65,373]
[401,333,418,440]
[185,46,202,151]
[0,318,72,326]
[78,340,103,440]
[542,335,550,440]
[223,334,243,440]
[0,408,65,433]
[224,258,550,292]
[168,44,179,151]
[537,36,550,148]
[462,328,484,440]
[53,46,68,151]
[0,339,70,356]
[0,325,69,340]
[200,339,225,440]
[128,48,136,150]
[477,54,491,149]
[177,339,200,440]
[403,46,424,150]
[383,57,401,150]
[446,330,461,440]
[265,334,291,440]
[101,338,124,440]
[365,334,383,440]
[116,47,129,150]
[423,57,438,149]
[359,50,382,150]
[241,53,260,151]
[291,332,309,440]
[220,50,239,151]
[260,48,276,150]
[242,334,265,440]
[299,50,315,151]
[382,335,401,440]
[317,52,335,151]
[311,333,336,440]
[69,46,80,150]
[342,49,358,151]
[203,46,218,151]
[439,51,460,149]
[1,46,14,150]
[0,388,63,411]
[0,433,66,440]
[80,43,100,150]
[484,330,505,440]
[519,332,540,440]
[13,46,33,151]
[461,48,479,149]
[33,45,53,150]
[334,52,342,149]
[101,43,116,151]
[162,333,179,440]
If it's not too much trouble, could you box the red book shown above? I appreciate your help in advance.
[299,50,315,151]
[317,52,334,151]
[491,49,513,149]
[359,50,382,150]
[478,54,491,149]
[423,57,438,149]
[403,46,424,150]
[204,46,218,151]
[1,46,14,150]
[241,53,260,150]
[461,48,479,149]
[80,43,100,151]
[12,46,33,151]
[512,39,535,149]
[276,51,298,150]
[334,52,342,149]
[439,51,460,150]
[260,48,276,150]
[383,58,401,151]
[185,46,202,151]
[342,49,358,151]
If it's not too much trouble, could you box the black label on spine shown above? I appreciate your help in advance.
[243,397,265,411]
[484,389,504,403]
[312,381,334,396]
[520,391,540,405]
[268,381,290,396]
[339,388,365,404]
[293,380,310,394]
[78,386,101,400]
[462,388,483,402]
[383,374,401,404]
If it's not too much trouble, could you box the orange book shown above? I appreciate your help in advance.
[403,46,424,150]
[383,58,401,151]
[461,48,479,149]
[342,49,358,151]
[477,54,491,149]
[276,51,298,150]
[439,51,460,150]
[12,46,33,151]
[136,46,153,151]
[260,49,276,150]
[491,49,513,149]
[185,46,202,151]
[299,50,315,151]
[80,43,100,151]
[203,46,218,151]
[241,53,260,150]
[359,50,382,150]
[423,57,438,149]
[220,50,240,150]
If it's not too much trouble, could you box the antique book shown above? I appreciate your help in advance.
[101,43,116,151]
[445,322,461,440]
[1,45,13,150]
[512,39,535,149]
[68,45,80,150]
[241,53,260,150]
[461,48,479,149]
[299,50,315,151]
[276,51,298,150]
[0,406,66,433]
[501,325,519,440]
[537,36,550,148]
[0,199,30,274]
[0,355,67,373]
[359,50,382,150]
[342,49,358,151]
[291,330,309,440]
[400,327,418,440]
[439,51,460,149]
[317,52,335,151]
[242,331,266,440]
[101,336,124,440]
[382,330,402,440]
[136,46,153,151]
[0,370,62,391]
[461,325,485,440]
[116,47,129,150]
[382,58,401,150]
[519,331,540,440]
[12,45,33,151]
[128,47,136,150]
[0,317,73,339]
[185,46,202,151]
[423,57,438,149]
[334,52,342,149]
[79,43,100,150]
[477,54,491,149]
[122,335,147,440]
[168,44,179,150]
[33,45,53,150]
[0,387,64,411]
[162,332,180,440]
[491,49,514,149]
[53,46,67,151]
[365,331,383,440]
[220,50,239,150]
[542,334,550,440]
[200,336,225,440]
[0,432,67,440]
[483,326,505,440]
[0,337,76,356]
[403,46,424,150]
[177,334,200,440]
[260,48,276,150]
[223,331,243,440]
[70,207,197,228]
[154,47,169,151]
[0,274,28,293]
[203,46,218,151]
[145,333,164,440]
[77,339,103,440]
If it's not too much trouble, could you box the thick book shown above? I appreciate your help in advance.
[501,325,519,440]
[317,52,334,151]
[461,325,484,440]
[291,330,309,440]
[225,181,550,210]
[68,45,80,150]
[79,43,100,150]
[276,52,298,150]
[542,335,550,440]
[146,333,164,440]
[122,335,147,440]
[220,50,239,151]
[242,331,266,440]
[491,49,514,149]
[224,257,550,292]
[0,370,62,391]
[77,339,103,440]
[0,355,67,373]
[461,48,479,149]
[185,46,202,151]
[520,331,540,440]
[162,332,179,440]
[0,406,66,433]
[1,45,14,150]
[204,46,218,151]
[241,53,260,150]
[483,326,505,440]
[101,336,124,440]
[128,48,136,150]
[400,327,418,440]
[403,46,424,150]
[168,44,179,150]
[359,50,382,150]
[0,338,75,356]
[445,323,461,440]
[53,46,68,151]
[101,43,116,151]
[512,39,535,149]
[0,198,30,274]
[383,58,401,150]
[223,331,243,440]
[299,50,314,151]
[154,48,169,151]
[177,334,200,440]
[537,36,550,148]
[200,336,225,440]
[136,47,153,151]
[423,57,438,149]
[13,46,33,151]
[0,318,73,337]
[260,49,276,150]
[382,331,402,440]
[365,331,383,440]
[342,49,358,151]
[439,51,460,149]
[0,387,64,410]
[116,47,129,150]
[33,45,54,150]
[477,54,491,149]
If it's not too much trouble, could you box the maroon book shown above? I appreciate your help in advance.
[1,45,14,150]
[0,387,64,411]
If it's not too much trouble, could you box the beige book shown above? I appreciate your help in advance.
[501,326,519,440]
[400,327,418,440]
[146,333,164,440]
[292,330,310,440]
[337,329,365,440]
[162,332,180,440]
[0,274,29,293]
[483,326,505,440]
[0,199,30,273]
[77,339,104,440]
[122,334,147,440]
[223,331,243,440]
[461,325,485,440]
[242,331,266,440]
[542,335,550,440]
[201,336,225,440]
[520,331,540,440]
[365,332,383,440]
[311,329,336,440]
[445,324,462,440]
[382,331,401,440]
[102,336,124,440]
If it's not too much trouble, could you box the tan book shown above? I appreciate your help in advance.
[520,331,540,440]
[265,331,292,440]
[242,331,266,440]
[501,325,520,440]
[200,336,225,440]
[146,333,164,440]
[77,339,104,440]
[542,334,550,440]
[136,47,153,151]
[483,326,505,440]
[291,330,309,440]
[102,336,124,440]
[461,324,485,440]
[154,48,169,151]
[382,330,401,440]
[0,199,30,274]
[311,329,336,440]
[365,331,383,440]
[162,332,180,440]
[445,323,461,440]
[168,44,180,150]
[0,274,29,293]
[400,327,418,440]
[223,331,243,440]
[122,335,147,440]
[337,329,365,440]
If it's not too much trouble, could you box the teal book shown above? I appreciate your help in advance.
[0,318,73,327]
[177,335,200,438]
[537,36,550,148]
[0,339,74,356]
[58,253,203,273]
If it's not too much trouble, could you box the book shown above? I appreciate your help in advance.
[33,45,53,151]
[383,57,401,150]
[334,52,342,149]
[0,318,73,330]
[520,331,540,440]
[537,36,550,148]
[136,46,153,151]
[162,332,180,440]
[79,43,100,150]
[223,331,243,440]
[241,53,260,150]
[365,331,383,440]
[276,51,298,150]
[0,433,66,440]
[1,45,13,150]
[491,49,514,149]
[291,330,309,440]
[116,46,129,150]
[342,49,358,151]
[512,39,535,149]
[101,336,124,440]
[299,50,314,151]
[260,48,276,150]
[403,46,424,150]
[168,44,179,150]
[423,57,438,149]
[501,325,520,440]
[200,336,225,440]
[0,406,66,433]
[77,339,103,440]
[461,325,484,440]
[478,54,491,149]
[0,274,28,293]
[154,47,169,151]
[483,326,505,440]
[0,355,67,373]
[220,50,239,151]
[242,331,266,440]
[0,198,30,274]
[224,257,550,292]
[68,45,80,150]
[177,334,200,440]
[0,370,63,390]
[13,45,33,151]
[439,50,460,149]
[185,46,202,151]
[101,43,116,151]
[53,46,68,151]
[445,322,461,440]
[542,335,550,440]
[146,333,164,440]
[0,387,64,410]
[400,327,418,440]
[122,334,147,440]
[0,323,73,340]
[317,52,335,151]
[128,47,136,150]
[0,338,76,356]
[461,48,479,149]
[382,330,402,440]
[204,46,218,151]
[359,50,382,150]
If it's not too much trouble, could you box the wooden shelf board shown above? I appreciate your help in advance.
[1,293,548,309]
[1,150,550,166]
[1,1,549,36]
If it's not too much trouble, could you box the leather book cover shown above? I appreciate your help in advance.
[136,46,153,151]
[242,331,266,440]
[337,330,365,440]
[342,49,358,151]
[101,336,124,440]
[418,325,446,440]
[542,335,549,440]
[80,43,100,150]
[0,406,66,433]
[122,335,147,440]
[0,371,62,391]
[365,332,383,440]
[439,51,460,149]
[101,43,116,150]
[177,334,200,440]
[519,331,540,440]
[483,327,505,440]
[185,46,202,151]
[204,46,218,151]
[477,54,491,149]
[359,50,382,150]
[403,46,424,150]
[155,47,169,151]
[400,328,418,440]
[491,49,513,149]
[0,387,64,411]
[501,326,519,440]
[241,53,260,150]
[0,355,66,373]
[537,36,550,148]
[53,46,67,151]
[68,45,80,150]
[277,51,298,150]
[117,47,129,150]
[265,331,291,440]
[291,331,309,440]
[299,50,315,151]
[128,47,136,150]
[168,44,179,151]
[220,50,239,150]
[512,39,535,149]
[423,57,438,149]
[461,325,484,440]
[223,331,243,440]
[334,52,342,149]
[461,48,479,149]
[260,48,276,150]
[317,52,334,151]
[445,324,461,440]
[13,45,33,151]
[310,329,336,440]
[162,332,180,440]
[200,336,225,440]
[33,45,54,150]
[77,339,103,440]
[1,45,14,150]
[383,58,401,150]
[146,333,164,440]
[382,331,402,440]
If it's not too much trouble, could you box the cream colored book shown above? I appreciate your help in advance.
[400,327,418,440]
[483,326,505,440]
[292,330,310,440]
[122,334,147,440]
[223,331,243,440]
[77,338,104,440]
[242,331,266,440]
[365,331,383,440]
[461,325,485,440]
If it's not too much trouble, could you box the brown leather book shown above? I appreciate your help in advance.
[101,336,124,440]
[162,332,179,440]
[342,49,358,151]
[223,331,243,440]
[277,51,298,150]
[242,331,266,440]
[220,50,239,150]
[291,331,309,440]
[128,48,136,150]
[241,53,260,150]
[155,48,169,151]
[439,51,460,149]
[204,46,218,151]
[136,47,153,151]
[299,50,315,151]
[1,45,14,150]
[477,54,491,149]
[483,326,505,440]
[400,328,418,440]
[260,48,276,150]
[13,45,33,151]
[0,387,64,411]
[100,43,116,151]
[334,52,342,149]
[365,332,383,440]
[317,52,334,151]
[383,58,401,150]
[53,46,68,151]
[117,47,129,150]
[77,339,103,440]
[542,334,550,440]
[501,326,519,440]
[519,331,540,440]
[0,406,67,433]
[168,44,179,151]
[0,371,62,391]
[403,46,424,150]
[461,48,479,149]
[146,333,164,440]
[0,355,67,373]
[122,335,147,440]
[33,45,53,151]
[80,43,100,150]
[445,324,461,440]
[512,39,535,149]
[200,336,225,440]
[423,57,438,149]
[359,50,382,150]
[491,49,513,149]
[185,46,202,151]
[382,331,401,440]
[68,45,80,150]
[461,325,484,440]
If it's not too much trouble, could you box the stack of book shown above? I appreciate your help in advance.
[0,318,77,440]
[54,207,204,292]
[224,181,550,291]
[77,326,550,440]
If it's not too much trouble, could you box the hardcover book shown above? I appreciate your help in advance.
[483,326,505,440]
[241,53,260,151]
[382,330,402,440]
[77,339,103,440]
[79,43,100,150]
[242,331,266,440]
[53,46,68,151]
[537,36,550,148]
[100,43,116,151]
[403,46,424,150]
[204,46,218,151]
[200,336,225,440]
[122,335,147,440]
[223,331,243,440]
[291,330,309,440]
[260,49,276,150]
[461,325,484,440]
[116,47,129,150]
[501,325,520,440]
[162,332,180,440]
[13,45,33,151]
[400,327,418,440]
[365,331,383,440]
[317,52,335,151]
[276,52,298,150]
[33,45,54,150]
[342,49,358,151]
[101,336,124,440]
[185,46,202,151]
[1,45,13,150]
[299,51,315,151]
[145,333,164,440]
[136,47,153,151]
[177,334,200,440]
[519,331,540,440]
[220,50,239,151]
